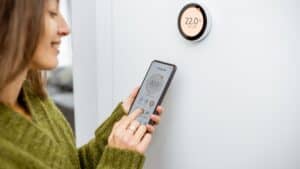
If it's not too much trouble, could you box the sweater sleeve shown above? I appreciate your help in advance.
[96,146,145,169]
[77,102,145,169]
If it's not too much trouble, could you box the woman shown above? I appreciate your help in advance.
[0,0,164,169]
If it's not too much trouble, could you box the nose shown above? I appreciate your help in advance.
[58,13,70,36]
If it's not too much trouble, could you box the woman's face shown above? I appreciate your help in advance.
[30,0,70,70]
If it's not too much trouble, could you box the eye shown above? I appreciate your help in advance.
[49,11,58,18]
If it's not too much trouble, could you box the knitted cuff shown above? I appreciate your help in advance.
[97,146,145,169]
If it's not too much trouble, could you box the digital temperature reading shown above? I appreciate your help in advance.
[178,3,211,42]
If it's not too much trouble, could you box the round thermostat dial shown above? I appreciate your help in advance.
[178,2,212,42]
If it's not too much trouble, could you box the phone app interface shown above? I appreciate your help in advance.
[130,62,174,125]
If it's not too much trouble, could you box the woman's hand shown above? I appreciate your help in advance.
[121,86,140,113]
[122,86,164,133]
[107,86,165,154]
[108,108,151,154]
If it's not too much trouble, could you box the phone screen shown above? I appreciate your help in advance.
[129,60,176,125]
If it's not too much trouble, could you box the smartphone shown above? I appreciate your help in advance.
[128,60,177,125]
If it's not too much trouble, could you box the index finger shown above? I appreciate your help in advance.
[120,108,144,129]
[127,86,140,103]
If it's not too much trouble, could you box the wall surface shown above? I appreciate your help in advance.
[73,0,300,168]
[71,0,99,146]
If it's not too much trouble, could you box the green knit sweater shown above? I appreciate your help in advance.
[0,83,145,169]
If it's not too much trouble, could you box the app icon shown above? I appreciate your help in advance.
[149,100,155,107]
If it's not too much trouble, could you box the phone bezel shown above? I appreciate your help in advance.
[128,60,177,125]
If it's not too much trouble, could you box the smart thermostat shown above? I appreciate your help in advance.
[178,2,212,42]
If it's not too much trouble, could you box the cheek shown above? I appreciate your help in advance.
[29,16,59,70]
[30,41,59,70]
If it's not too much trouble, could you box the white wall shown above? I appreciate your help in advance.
[71,0,99,146]
[71,0,116,146]
[104,0,300,168]
[72,0,300,168]
[57,0,72,67]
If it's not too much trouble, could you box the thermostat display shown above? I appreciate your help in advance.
[178,3,211,41]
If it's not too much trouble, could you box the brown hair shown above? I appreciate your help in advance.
[0,0,48,99]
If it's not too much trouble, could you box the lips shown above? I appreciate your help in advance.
[51,41,61,49]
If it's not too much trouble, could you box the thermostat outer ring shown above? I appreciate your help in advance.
[178,2,212,42]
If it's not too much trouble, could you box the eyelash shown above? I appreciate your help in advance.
[49,11,58,18]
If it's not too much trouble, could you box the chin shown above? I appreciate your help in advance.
[33,61,59,70]
[44,56,59,70]
[44,63,59,70]
[31,51,59,70]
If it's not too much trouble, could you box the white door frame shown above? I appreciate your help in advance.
[71,0,114,146]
